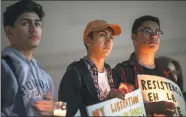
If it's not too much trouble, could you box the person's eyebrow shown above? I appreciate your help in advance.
[98,30,114,35]
[20,18,41,22]
[143,26,160,31]
[142,27,152,29]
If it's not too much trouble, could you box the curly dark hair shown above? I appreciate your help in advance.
[156,56,183,91]
[3,0,45,27]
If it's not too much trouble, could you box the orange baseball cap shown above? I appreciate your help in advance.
[83,19,122,41]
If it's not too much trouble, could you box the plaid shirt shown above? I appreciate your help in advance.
[83,56,115,101]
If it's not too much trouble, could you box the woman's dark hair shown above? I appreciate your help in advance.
[156,56,183,91]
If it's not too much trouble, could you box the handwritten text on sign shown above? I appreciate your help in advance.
[86,89,146,116]
[137,75,186,116]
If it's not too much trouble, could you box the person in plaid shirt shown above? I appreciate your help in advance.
[58,19,126,116]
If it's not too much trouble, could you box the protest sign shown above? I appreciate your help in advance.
[138,75,186,116]
[86,89,146,116]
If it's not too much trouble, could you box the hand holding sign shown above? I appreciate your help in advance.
[119,83,135,93]
[104,83,135,101]
[105,88,125,100]
[145,101,176,116]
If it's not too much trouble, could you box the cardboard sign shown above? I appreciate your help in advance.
[138,75,186,116]
[86,89,146,116]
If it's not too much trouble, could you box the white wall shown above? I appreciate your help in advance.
[1,1,186,93]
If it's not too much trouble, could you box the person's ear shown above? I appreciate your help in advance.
[131,34,137,45]
[131,34,137,40]
[4,26,13,39]
[84,36,92,47]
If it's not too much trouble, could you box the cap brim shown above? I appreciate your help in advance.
[108,24,122,36]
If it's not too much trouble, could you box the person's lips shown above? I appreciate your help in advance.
[29,36,39,41]
[104,46,111,50]
[149,41,158,45]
